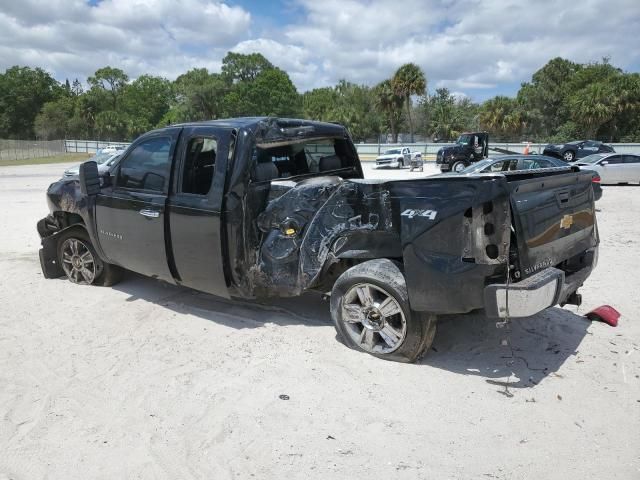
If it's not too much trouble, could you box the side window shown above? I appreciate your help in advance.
[604,155,623,165]
[624,155,640,164]
[487,161,507,172]
[181,137,217,195]
[116,137,172,192]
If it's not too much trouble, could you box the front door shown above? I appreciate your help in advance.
[167,126,230,297]
[599,155,624,183]
[95,129,181,281]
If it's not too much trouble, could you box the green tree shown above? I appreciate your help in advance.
[87,67,129,111]
[221,52,274,83]
[165,68,228,123]
[569,82,616,138]
[517,57,582,138]
[374,79,404,143]
[479,96,527,140]
[0,66,61,138]
[34,96,76,139]
[302,87,339,121]
[392,63,426,142]
[223,67,300,117]
[122,75,172,137]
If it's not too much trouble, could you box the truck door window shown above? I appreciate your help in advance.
[116,137,171,192]
[181,137,217,195]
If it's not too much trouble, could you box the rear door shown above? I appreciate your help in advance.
[508,169,597,278]
[623,155,640,183]
[96,130,181,281]
[167,125,231,297]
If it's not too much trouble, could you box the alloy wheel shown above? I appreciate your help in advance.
[60,238,97,285]
[340,283,407,354]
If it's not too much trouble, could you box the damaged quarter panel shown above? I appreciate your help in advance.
[250,171,513,314]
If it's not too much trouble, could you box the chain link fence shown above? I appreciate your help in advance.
[65,139,131,154]
[0,139,67,161]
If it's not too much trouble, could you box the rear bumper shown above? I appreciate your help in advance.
[484,248,597,318]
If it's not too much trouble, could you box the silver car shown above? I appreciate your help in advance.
[63,151,122,178]
[574,153,640,185]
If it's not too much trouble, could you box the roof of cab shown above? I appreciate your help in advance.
[168,117,346,132]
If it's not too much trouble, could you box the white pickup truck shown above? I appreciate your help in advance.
[375,147,422,169]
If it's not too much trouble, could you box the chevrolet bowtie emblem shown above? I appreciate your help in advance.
[560,214,573,229]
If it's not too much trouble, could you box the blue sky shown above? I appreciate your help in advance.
[1,0,639,102]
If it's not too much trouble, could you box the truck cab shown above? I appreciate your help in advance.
[436,132,489,173]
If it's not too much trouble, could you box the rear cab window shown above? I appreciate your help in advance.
[251,137,358,182]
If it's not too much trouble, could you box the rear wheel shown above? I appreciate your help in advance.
[563,150,575,162]
[330,259,437,362]
[452,161,466,173]
[57,228,122,286]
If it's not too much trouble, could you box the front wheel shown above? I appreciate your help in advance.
[57,228,122,286]
[452,161,466,173]
[330,259,437,362]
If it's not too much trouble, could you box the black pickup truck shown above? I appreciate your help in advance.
[37,118,599,362]
[436,132,489,172]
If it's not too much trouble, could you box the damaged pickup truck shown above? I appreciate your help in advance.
[37,117,599,362]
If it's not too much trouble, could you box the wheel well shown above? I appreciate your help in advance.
[313,256,404,293]
[38,212,86,239]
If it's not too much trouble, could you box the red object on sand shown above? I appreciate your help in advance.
[585,305,621,327]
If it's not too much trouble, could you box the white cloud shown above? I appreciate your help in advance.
[0,0,638,100]
[0,0,250,81]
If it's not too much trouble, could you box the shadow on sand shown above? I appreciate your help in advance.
[422,308,591,391]
[112,271,590,390]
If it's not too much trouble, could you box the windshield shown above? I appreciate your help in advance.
[578,154,606,164]
[104,153,121,166]
[89,152,117,165]
[456,134,471,145]
[384,149,402,155]
[460,159,493,173]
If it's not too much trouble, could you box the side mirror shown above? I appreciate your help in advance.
[79,161,100,196]
[601,161,609,166]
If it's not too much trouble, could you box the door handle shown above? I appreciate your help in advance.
[139,209,160,218]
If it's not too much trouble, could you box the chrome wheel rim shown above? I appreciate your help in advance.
[453,162,465,172]
[61,238,96,285]
[341,283,407,354]
[563,152,573,161]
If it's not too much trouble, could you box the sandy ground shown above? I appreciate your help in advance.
[0,162,638,480]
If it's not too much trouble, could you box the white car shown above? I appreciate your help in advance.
[574,153,640,185]
[375,147,421,169]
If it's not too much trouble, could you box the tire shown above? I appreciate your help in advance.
[396,158,403,169]
[563,150,575,162]
[452,161,466,173]
[330,259,437,363]
[56,227,123,287]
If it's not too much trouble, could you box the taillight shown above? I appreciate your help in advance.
[592,174,601,183]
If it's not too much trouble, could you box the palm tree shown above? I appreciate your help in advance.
[392,63,426,142]
[570,83,615,138]
[374,80,404,142]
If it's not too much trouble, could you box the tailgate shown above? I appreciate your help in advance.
[508,169,598,278]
